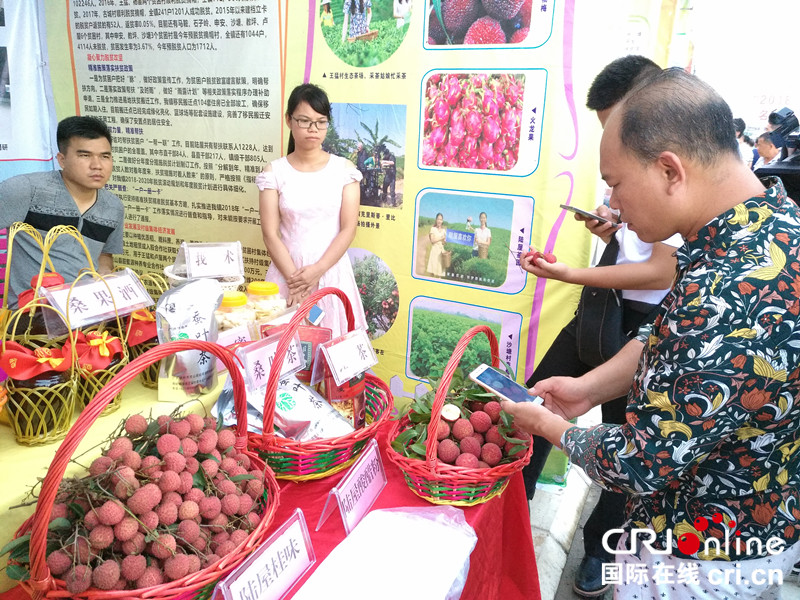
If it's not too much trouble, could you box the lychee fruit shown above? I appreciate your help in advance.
[120,449,142,470]
[456,453,480,468]
[177,470,194,494]
[197,429,218,454]
[217,428,236,452]
[139,510,159,531]
[178,500,199,521]
[114,516,139,542]
[46,550,72,576]
[157,470,181,493]
[480,442,503,467]
[92,559,121,590]
[164,553,191,581]
[122,532,146,556]
[149,532,177,560]
[451,418,474,441]
[156,501,178,526]
[156,433,181,456]
[200,458,219,478]
[184,487,205,504]
[471,432,485,445]
[230,529,249,546]
[89,525,114,550]
[459,436,482,458]
[436,420,450,441]
[481,0,524,20]
[185,413,205,435]
[107,436,133,460]
[464,16,506,44]
[65,565,93,594]
[50,503,69,521]
[238,493,254,515]
[177,519,201,544]
[136,565,164,588]
[84,510,100,531]
[168,418,192,439]
[157,414,172,433]
[221,493,240,517]
[96,499,125,526]
[68,537,91,563]
[121,554,146,581]
[184,456,199,474]
[217,478,237,496]
[482,400,500,423]
[186,554,201,575]
[246,478,264,500]
[127,483,162,514]
[124,414,148,436]
[199,495,222,520]
[216,540,236,557]
[181,438,198,457]
[89,455,114,477]
[208,514,229,534]
[437,438,460,464]
[140,454,161,475]
[469,410,492,434]
[485,425,505,446]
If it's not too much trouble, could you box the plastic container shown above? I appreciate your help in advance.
[247,281,287,321]
[215,290,256,331]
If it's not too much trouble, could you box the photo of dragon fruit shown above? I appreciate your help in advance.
[421,72,525,171]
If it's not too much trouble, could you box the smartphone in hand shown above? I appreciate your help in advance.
[468,364,544,404]
[559,204,613,225]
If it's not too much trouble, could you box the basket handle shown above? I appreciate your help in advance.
[1,224,51,314]
[26,340,246,597]
[260,287,355,439]
[1,300,80,367]
[424,325,500,472]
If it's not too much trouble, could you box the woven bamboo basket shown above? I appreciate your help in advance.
[386,325,533,506]
[1,302,78,445]
[248,287,393,480]
[11,339,281,600]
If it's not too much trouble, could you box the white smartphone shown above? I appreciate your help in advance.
[468,364,544,404]
[559,204,612,225]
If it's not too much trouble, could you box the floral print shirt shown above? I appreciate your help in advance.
[344,0,371,38]
[564,180,800,560]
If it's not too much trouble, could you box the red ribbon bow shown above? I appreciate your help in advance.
[126,309,158,347]
[0,342,71,379]
[67,330,124,373]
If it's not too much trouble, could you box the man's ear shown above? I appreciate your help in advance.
[56,152,65,169]
[657,151,686,194]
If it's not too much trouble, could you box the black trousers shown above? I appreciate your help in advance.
[523,302,655,559]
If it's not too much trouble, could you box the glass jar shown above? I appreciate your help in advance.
[247,281,287,321]
[214,291,256,332]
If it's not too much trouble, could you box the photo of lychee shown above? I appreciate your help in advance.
[428,0,532,46]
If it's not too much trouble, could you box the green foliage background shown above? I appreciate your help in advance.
[409,309,501,380]
[417,216,510,287]
[320,2,410,68]
[352,253,398,339]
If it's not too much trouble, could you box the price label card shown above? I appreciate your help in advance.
[213,509,315,600]
[182,241,244,279]
[41,268,154,332]
[316,438,387,534]
[319,328,377,386]
[215,324,255,373]
[239,330,304,390]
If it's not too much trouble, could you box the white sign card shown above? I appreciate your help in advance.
[180,241,244,279]
[239,330,304,390]
[319,328,378,387]
[316,438,387,534]
[215,323,255,373]
[213,508,315,600]
[41,268,154,334]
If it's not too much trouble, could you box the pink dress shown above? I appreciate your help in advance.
[255,154,368,337]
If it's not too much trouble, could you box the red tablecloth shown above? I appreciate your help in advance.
[0,433,540,600]
[274,432,540,600]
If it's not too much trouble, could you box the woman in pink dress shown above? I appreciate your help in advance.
[256,83,368,337]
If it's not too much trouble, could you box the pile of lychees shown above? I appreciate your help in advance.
[8,412,270,594]
[428,0,532,46]
[391,368,529,468]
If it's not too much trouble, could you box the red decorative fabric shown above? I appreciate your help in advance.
[126,309,157,346]
[67,330,123,373]
[0,342,71,379]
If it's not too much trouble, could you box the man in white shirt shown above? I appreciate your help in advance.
[753,131,782,169]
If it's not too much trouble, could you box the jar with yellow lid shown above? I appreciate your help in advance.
[215,291,256,332]
[247,281,287,321]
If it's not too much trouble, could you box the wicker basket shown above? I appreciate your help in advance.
[248,287,393,480]
[386,325,533,506]
[441,250,452,269]
[11,339,281,600]
[1,303,78,445]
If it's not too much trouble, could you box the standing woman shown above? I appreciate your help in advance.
[342,0,372,41]
[256,83,368,337]
[474,211,491,259]
[426,213,446,277]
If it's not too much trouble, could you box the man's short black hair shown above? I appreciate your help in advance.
[586,55,661,112]
[56,116,113,154]
[733,118,746,135]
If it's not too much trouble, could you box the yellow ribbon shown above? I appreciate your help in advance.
[88,331,115,358]
[131,309,156,322]
[36,356,65,369]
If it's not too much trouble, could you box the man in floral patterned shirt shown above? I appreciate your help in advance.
[505,69,800,598]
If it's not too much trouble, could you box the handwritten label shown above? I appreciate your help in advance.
[320,328,377,387]
[316,438,387,534]
[182,241,244,279]
[215,324,254,372]
[240,330,304,390]
[214,509,315,600]
[41,268,154,331]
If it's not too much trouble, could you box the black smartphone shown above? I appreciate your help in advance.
[559,204,612,225]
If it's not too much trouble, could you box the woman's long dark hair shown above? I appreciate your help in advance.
[350,0,365,15]
[286,83,331,154]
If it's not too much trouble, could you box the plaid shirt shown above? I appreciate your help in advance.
[564,180,800,559]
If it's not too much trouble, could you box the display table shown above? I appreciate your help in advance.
[0,382,540,600]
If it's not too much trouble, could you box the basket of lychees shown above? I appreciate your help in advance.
[248,287,393,481]
[386,325,532,505]
[2,339,280,599]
